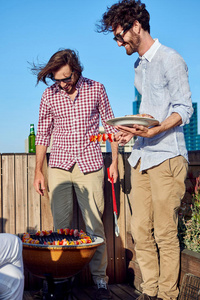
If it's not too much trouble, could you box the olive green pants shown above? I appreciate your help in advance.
[131,156,188,300]
[48,164,108,284]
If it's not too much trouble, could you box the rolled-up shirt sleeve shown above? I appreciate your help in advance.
[35,92,54,146]
[165,53,193,125]
[98,84,118,134]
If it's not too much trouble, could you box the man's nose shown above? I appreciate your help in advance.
[117,40,123,47]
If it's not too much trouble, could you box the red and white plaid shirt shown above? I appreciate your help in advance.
[35,76,117,173]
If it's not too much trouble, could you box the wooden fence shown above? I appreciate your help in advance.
[0,153,128,288]
[0,151,200,290]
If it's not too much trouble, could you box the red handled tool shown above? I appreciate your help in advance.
[107,168,120,237]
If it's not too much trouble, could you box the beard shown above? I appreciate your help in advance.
[125,32,140,56]
[60,73,80,94]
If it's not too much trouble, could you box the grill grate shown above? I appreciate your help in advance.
[26,232,94,245]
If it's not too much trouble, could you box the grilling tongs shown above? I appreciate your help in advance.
[107,168,120,237]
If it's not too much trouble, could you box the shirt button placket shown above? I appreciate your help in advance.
[142,59,146,88]
[141,58,147,106]
[72,104,76,133]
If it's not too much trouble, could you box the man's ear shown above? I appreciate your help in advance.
[133,20,141,34]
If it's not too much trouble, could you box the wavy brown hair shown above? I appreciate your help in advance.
[31,49,84,85]
[97,0,150,34]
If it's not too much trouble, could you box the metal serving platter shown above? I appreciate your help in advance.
[106,116,159,128]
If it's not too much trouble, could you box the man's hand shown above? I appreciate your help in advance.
[114,130,134,146]
[115,113,182,140]
[115,124,157,139]
[34,170,45,196]
[108,161,118,184]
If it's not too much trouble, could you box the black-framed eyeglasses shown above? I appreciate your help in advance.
[113,24,132,43]
[51,71,73,83]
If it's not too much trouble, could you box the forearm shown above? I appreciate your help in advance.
[34,145,47,195]
[35,145,47,173]
[149,112,182,137]
[110,141,118,163]
[108,141,118,183]
[115,112,182,140]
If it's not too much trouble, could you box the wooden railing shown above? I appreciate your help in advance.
[0,151,200,290]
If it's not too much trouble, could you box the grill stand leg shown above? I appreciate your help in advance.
[42,274,75,300]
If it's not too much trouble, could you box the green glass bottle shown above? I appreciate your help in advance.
[29,124,36,153]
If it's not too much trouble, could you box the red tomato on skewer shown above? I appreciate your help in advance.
[64,228,70,235]
[108,133,114,142]
[97,134,102,142]
[102,133,108,142]
[90,133,115,143]
[69,229,74,236]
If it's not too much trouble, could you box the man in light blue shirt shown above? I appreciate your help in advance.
[129,38,192,171]
[98,1,193,300]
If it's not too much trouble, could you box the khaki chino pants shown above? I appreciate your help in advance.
[131,156,188,300]
[48,164,108,284]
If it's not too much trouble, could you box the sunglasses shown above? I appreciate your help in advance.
[51,71,73,84]
[113,24,132,43]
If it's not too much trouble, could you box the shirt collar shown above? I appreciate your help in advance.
[140,39,161,62]
[75,75,84,89]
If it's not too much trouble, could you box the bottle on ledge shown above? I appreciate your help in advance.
[29,124,36,153]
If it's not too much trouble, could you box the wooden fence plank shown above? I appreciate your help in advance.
[27,154,40,232]
[2,154,15,233]
[26,154,43,289]
[15,154,28,234]
[125,161,133,237]
[114,154,126,283]
[103,153,115,283]
[41,156,53,230]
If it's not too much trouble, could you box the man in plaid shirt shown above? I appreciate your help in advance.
[33,49,118,300]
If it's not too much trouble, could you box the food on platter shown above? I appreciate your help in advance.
[106,115,159,128]
[125,113,154,119]
[90,133,115,143]
[22,229,92,246]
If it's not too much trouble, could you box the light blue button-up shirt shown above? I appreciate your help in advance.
[128,39,193,171]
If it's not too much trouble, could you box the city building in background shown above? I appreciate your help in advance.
[183,102,200,150]
[133,88,142,115]
[133,88,200,151]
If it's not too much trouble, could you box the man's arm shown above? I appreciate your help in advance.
[97,83,119,182]
[115,112,182,142]
[109,141,118,183]
[33,145,48,196]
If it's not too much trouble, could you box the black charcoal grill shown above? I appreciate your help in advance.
[20,232,104,299]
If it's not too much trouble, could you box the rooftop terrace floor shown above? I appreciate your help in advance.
[23,283,141,300]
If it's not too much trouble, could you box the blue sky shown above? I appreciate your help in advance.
[0,0,200,153]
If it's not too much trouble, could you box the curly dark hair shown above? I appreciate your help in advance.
[97,0,150,34]
[31,49,84,85]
